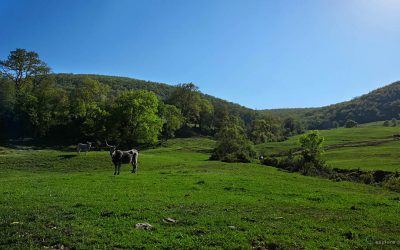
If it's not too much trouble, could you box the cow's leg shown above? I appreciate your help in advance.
[114,163,117,175]
[131,159,136,173]
[132,154,138,174]
[117,163,121,175]
[132,161,137,173]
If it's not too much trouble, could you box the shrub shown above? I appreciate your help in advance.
[383,120,390,127]
[391,118,397,127]
[210,116,256,163]
[261,157,279,167]
[345,119,358,128]
[299,130,324,163]
[383,176,400,192]
[360,172,374,184]
[300,162,317,175]
[373,170,388,182]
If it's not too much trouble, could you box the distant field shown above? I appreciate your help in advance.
[256,124,400,172]
[1,138,400,249]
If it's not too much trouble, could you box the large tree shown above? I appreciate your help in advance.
[71,78,109,117]
[283,117,304,136]
[167,83,202,126]
[159,103,183,140]
[249,118,281,144]
[0,48,50,90]
[15,76,69,137]
[109,90,163,145]
[198,98,214,133]
[68,78,110,140]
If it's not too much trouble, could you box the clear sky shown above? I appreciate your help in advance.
[1,0,400,109]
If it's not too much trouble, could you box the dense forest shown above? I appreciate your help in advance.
[0,49,298,156]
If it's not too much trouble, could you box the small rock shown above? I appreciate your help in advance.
[52,244,67,250]
[228,225,236,229]
[274,217,284,220]
[162,217,177,223]
[242,217,257,222]
[135,222,153,230]
[10,221,22,225]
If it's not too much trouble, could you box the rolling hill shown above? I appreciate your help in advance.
[52,73,256,123]
[263,81,400,129]
[54,74,400,128]
[255,122,400,172]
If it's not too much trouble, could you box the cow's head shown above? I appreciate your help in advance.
[105,140,118,156]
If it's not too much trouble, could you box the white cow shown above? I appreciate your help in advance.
[77,142,92,155]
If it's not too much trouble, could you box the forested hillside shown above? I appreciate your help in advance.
[261,107,318,120]
[52,73,258,124]
[264,81,400,129]
[1,48,399,154]
[53,74,174,100]
[1,49,293,152]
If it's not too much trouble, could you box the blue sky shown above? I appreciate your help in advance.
[1,0,400,109]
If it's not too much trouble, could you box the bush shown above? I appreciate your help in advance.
[261,157,279,167]
[299,130,324,162]
[300,162,318,176]
[383,176,400,192]
[391,118,397,127]
[373,170,388,182]
[211,143,255,163]
[383,120,390,127]
[345,119,358,128]
[279,156,302,172]
[360,172,374,184]
[210,116,256,163]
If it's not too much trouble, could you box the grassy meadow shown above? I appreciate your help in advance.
[256,124,400,172]
[1,137,400,249]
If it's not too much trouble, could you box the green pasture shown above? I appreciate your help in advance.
[0,138,400,249]
[256,124,400,171]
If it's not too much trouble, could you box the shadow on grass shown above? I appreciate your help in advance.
[57,154,77,160]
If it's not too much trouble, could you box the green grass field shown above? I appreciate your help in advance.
[256,124,400,172]
[1,138,400,249]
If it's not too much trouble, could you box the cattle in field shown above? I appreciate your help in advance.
[106,140,139,175]
[77,142,92,155]
[393,134,400,140]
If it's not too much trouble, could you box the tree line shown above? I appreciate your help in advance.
[0,48,306,160]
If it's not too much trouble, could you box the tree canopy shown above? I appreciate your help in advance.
[0,48,50,90]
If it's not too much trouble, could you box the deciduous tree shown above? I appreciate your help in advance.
[299,130,324,162]
[159,103,183,140]
[0,48,50,90]
[110,90,163,145]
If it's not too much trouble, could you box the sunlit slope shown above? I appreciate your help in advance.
[256,124,400,171]
[0,138,399,249]
[263,81,400,128]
